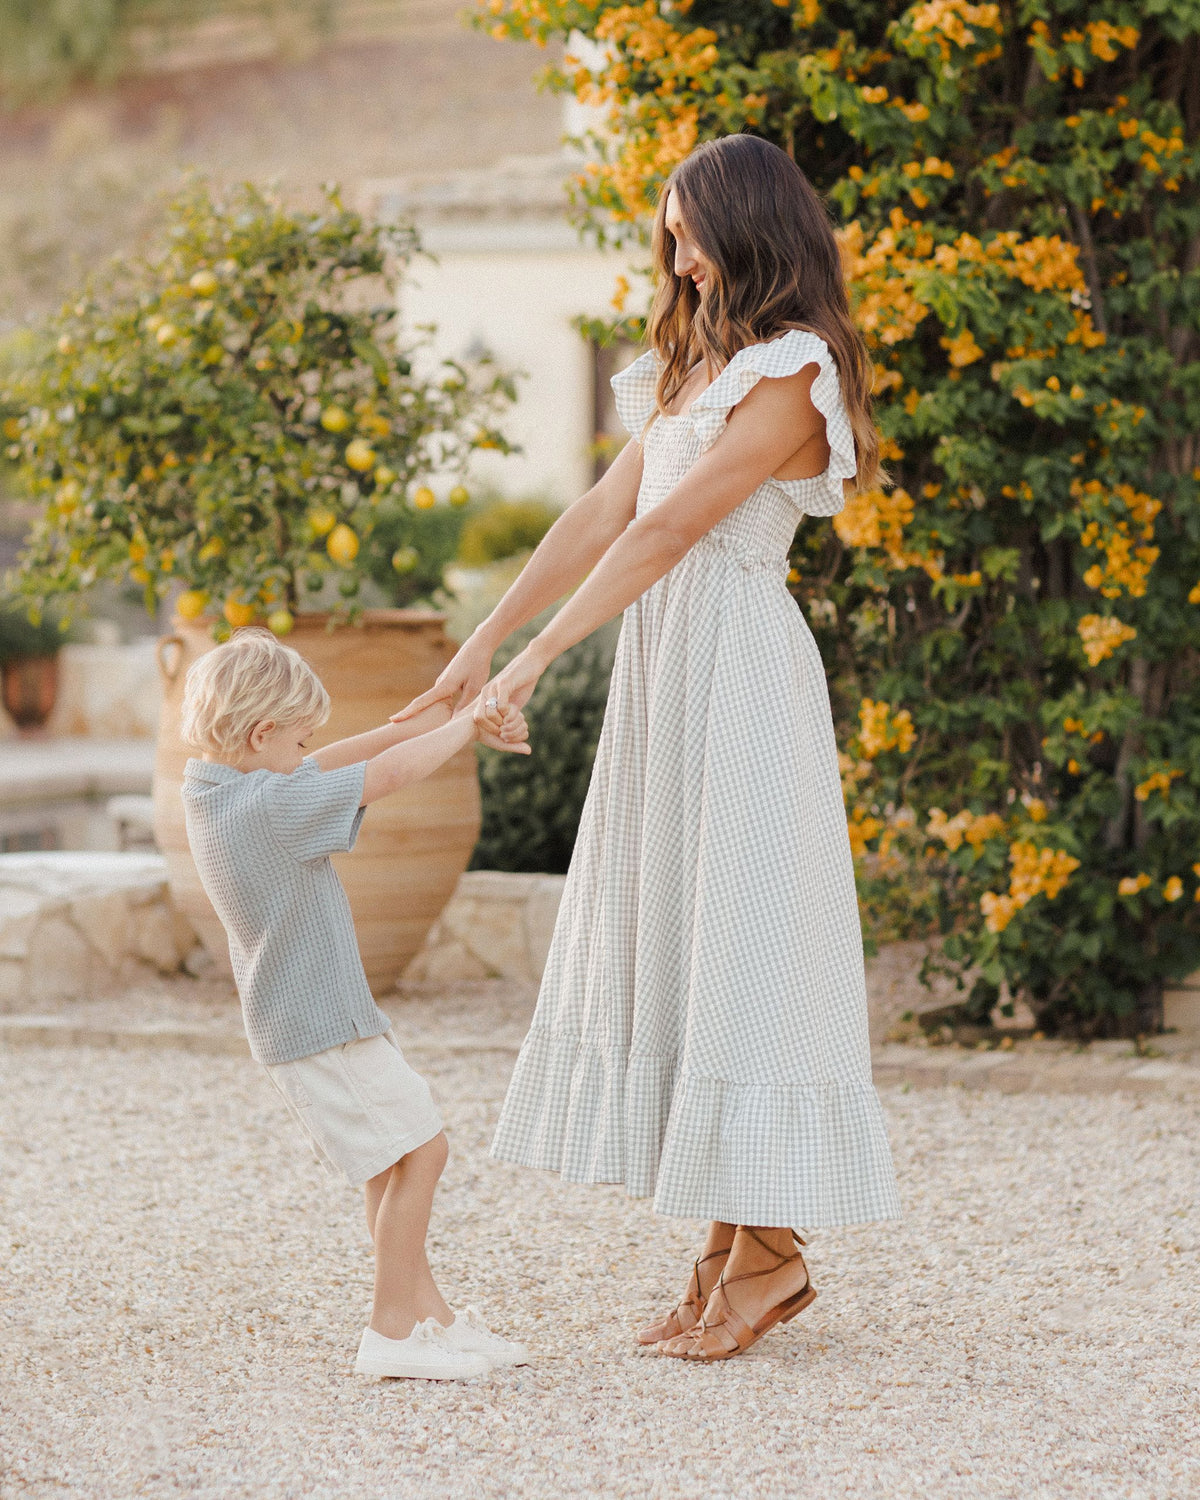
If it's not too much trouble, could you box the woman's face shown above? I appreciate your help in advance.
[665,189,713,299]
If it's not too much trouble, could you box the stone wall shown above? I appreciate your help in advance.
[0,853,197,1008]
[403,870,567,986]
[46,640,163,740]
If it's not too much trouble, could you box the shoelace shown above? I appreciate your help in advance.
[409,1319,445,1349]
[457,1310,509,1349]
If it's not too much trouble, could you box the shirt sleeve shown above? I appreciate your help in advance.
[259,758,367,864]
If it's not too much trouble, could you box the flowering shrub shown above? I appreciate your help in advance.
[4,181,514,636]
[483,0,1200,1032]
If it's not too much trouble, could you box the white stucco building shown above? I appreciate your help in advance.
[369,148,643,507]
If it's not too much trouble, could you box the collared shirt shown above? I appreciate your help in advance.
[182,756,390,1065]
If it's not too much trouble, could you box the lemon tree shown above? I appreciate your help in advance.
[4,181,515,635]
[485,0,1200,1035]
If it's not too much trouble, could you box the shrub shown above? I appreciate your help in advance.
[456,498,559,568]
[471,619,618,874]
[0,603,69,664]
[484,1,1200,1034]
[3,179,514,636]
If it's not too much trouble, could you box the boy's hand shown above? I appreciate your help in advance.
[475,703,531,755]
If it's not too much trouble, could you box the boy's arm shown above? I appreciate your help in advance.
[310,702,453,773]
[360,703,529,806]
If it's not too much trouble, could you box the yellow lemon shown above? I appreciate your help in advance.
[363,413,391,439]
[307,507,337,538]
[448,484,470,508]
[267,609,295,637]
[155,323,180,348]
[197,537,225,562]
[373,465,397,489]
[326,523,360,566]
[129,540,148,564]
[345,438,376,472]
[129,564,151,585]
[320,405,351,433]
[176,589,208,620]
[3,417,20,440]
[411,485,436,510]
[57,479,81,511]
[189,269,218,297]
[223,595,257,628]
[391,545,419,575]
[160,549,175,573]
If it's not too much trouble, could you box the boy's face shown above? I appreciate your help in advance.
[240,718,316,774]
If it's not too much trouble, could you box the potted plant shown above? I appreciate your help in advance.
[0,603,69,733]
[3,180,515,988]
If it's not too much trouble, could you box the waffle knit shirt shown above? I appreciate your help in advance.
[182,756,390,1065]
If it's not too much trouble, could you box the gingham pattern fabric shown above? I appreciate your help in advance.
[183,756,391,1065]
[491,331,902,1228]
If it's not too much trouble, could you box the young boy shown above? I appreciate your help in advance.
[180,627,531,1381]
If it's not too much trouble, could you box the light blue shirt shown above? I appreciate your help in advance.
[182,756,390,1065]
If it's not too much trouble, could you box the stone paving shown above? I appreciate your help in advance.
[2,1019,1198,1500]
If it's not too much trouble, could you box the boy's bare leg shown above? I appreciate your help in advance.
[366,1132,454,1340]
[364,1173,388,1241]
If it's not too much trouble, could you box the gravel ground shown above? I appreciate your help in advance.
[2,1040,1198,1500]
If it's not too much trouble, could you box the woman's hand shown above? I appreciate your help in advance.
[474,645,549,735]
[390,632,495,723]
[473,702,531,756]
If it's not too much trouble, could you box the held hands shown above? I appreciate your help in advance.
[473,645,547,739]
[468,695,531,755]
[390,633,494,723]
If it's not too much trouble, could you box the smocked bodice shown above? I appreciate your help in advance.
[611,329,856,579]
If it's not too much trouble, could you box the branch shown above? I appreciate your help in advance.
[1103,656,1148,849]
[1067,201,1109,337]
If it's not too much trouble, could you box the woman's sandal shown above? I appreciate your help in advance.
[636,1245,731,1346]
[658,1228,815,1362]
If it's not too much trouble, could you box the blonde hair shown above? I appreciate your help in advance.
[180,628,330,759]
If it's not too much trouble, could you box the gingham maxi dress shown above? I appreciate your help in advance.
[491,329,902,1228]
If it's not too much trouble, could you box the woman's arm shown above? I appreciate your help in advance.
[361,702,529,805]
[471,435,645,650]
[480,366,825,718]
[310,702,453,773]
[391,438,644,720]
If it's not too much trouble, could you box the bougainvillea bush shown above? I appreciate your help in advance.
[4,181,513,635]
[484,0,1200,1033]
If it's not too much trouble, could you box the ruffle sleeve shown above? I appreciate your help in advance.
[686,329,857,516]
[610,349,661,438]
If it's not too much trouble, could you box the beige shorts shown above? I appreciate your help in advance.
[264,1029,443,1186]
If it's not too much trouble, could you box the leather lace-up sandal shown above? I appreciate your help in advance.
[659,1228,815,1362]
[636,1245,731,1346]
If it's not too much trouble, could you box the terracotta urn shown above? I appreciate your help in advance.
[1,654,59,734]
[152,610,479,994]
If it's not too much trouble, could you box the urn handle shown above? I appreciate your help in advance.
[155,633,185,684]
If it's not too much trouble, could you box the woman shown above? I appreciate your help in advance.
[398,134,901,1362]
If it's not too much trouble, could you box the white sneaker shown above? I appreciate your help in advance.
[354,1319,490,1380]
[439,1306,531,1367]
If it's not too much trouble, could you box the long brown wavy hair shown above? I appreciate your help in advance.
[647,134,881,493]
